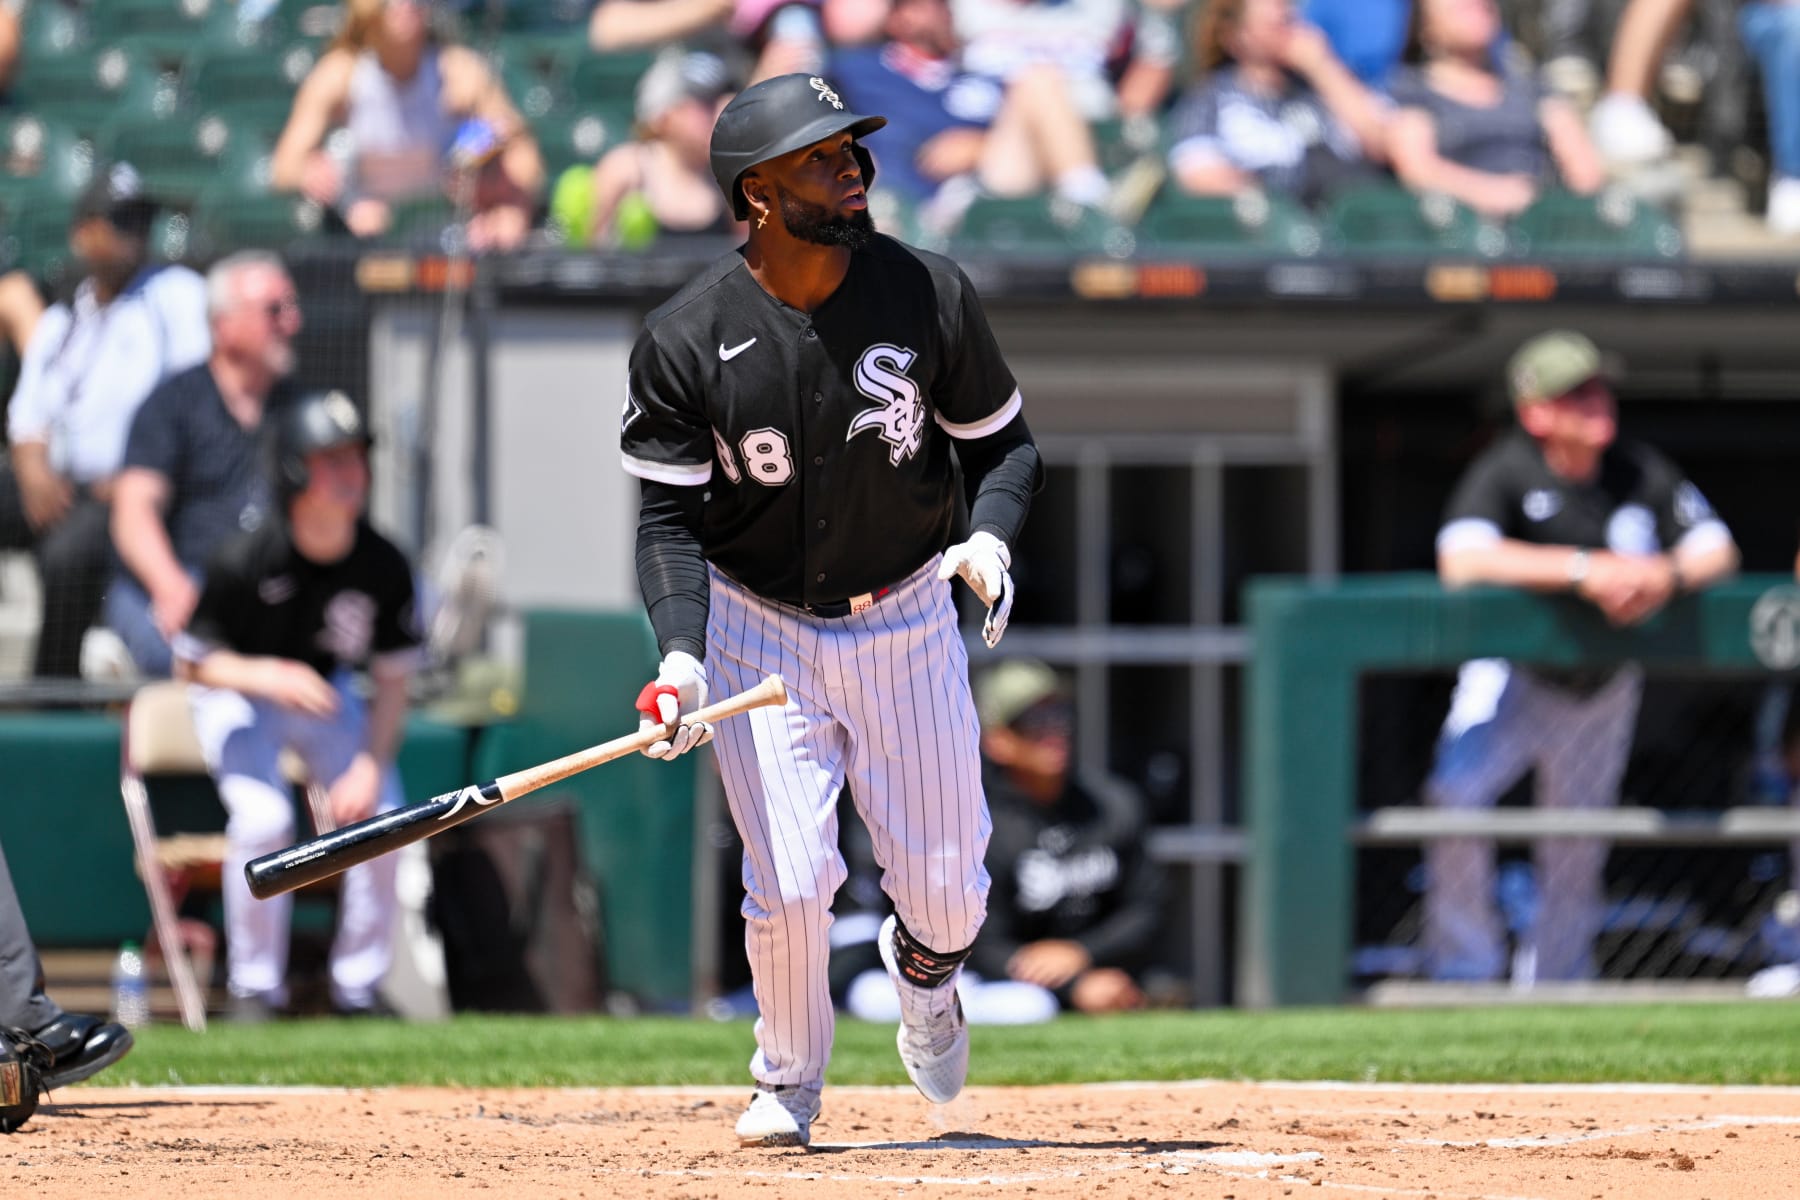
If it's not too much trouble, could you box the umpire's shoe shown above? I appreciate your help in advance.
[735,1082,821,1147]
[878,915,970,1104]
[31,1013,135,1090]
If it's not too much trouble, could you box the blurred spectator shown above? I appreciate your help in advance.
[583,49,742,247]
[0,271,44,356]
[967,660,1164,1014]
[1587,0,1690,169]
[1387,0,1603,219]
[0,164,209,679]
[0,2,18,97]
[106,252,299,678]
[1739,2,1800,235]
[952,0,1130,123]
[271,0,545,252]
[1425,330,1738,984]
[0,838,134,1090]
[1114,0,1190,121]
[830,0,1112,220]
[1168,0,1387,205]
[175,390,419,1020]
[1303,0,1412,88]
[589,0,826,82]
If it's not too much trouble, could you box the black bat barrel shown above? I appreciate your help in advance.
[244,780,505,899]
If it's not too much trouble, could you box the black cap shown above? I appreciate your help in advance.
[269,389,374,502]
[74,161,158,236]
[709,74,885,220]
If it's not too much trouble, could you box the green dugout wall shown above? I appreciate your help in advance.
[1242,572,1800,1007]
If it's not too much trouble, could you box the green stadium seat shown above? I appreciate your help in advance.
[495,29,588,86]
[498,0,592,34]
[533,104,635,180]
[1135,188,1325,258]
[947,195,1127,258]
[192,185,332,257]
[568,51,657,106]
[20,0,91,59]
[501,58,562,123]
[11,47,167,139]
[0,187,77,283]
[1324,183,1497,257]
[0,114,94,207]
[99,112,269,206]
[184,42,317,130]
[90,0,225,71]
[1509,189,1683,259]
[1089,115,1165,179]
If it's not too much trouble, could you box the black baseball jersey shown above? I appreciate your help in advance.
[619,234,1020,609]
[178,518,421,677]
[1438,431,1726,555]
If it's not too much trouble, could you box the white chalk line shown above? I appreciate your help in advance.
[1402,1111,1800,1149]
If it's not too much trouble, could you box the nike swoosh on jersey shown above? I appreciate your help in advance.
[719,338,757,361]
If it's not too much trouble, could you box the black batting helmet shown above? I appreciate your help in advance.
[269,389,373,503]
[710,73,886,221]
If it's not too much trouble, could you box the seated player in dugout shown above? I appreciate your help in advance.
[174,391,422,1020]
[968,659,1165,1014]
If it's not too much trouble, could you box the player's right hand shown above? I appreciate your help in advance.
[636,650,715,760]
[939,531,1015,648]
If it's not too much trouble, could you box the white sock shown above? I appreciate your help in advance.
[1054,165,1109,208]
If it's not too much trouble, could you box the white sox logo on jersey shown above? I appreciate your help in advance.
[847,344,925,466]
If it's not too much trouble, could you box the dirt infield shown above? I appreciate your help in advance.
[10,1081,1800,1199]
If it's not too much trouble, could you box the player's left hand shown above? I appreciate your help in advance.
[636,650,715,760]
[939,531,1015,648]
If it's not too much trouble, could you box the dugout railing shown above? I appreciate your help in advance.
[1243,572,1800,1007]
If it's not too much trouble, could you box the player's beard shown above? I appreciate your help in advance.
[776,185,876,249]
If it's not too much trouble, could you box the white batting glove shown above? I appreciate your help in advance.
[635,650,715,760]
[938,531,1015,649]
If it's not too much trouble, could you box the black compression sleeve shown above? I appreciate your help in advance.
[955,413,1042,547]
[634,479,710,660]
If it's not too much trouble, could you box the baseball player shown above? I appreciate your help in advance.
[1425,330,1738,984]
[620,73,1041,1147]
[175,390,421,1019]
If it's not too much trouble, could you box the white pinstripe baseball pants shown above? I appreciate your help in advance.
[1424,659,1643,983]
[707,555,990,1089]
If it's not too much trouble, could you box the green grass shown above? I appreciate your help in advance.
[92,1004,1800,1089]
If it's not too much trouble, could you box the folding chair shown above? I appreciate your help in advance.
[119,681,334,1032]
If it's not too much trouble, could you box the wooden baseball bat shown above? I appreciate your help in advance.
[244,673,788,900]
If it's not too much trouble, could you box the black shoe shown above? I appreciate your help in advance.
[226,994,284,1025]
[332,996,398,1019]
[31,1014,134,1090]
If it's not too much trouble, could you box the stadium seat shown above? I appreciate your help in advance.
[0,113,93,207]
[567,51,658,106]
[0,187,77,284]
[501,58,562,122]
[10,47,167,139]
[184,42,317,131]
[1323,183,1497,257]
[533,104,635,180]
[1135,189,1325,258]
[1089,115,1165,179]
[99,112,270,206]
[948,195,1129,258]
[1509,189,1684,260]
[89,0,225,71]
[20,0,91,59]
[497,0,593,33]
[192,186,331,256]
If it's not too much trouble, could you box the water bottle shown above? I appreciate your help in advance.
[111,941,149,1029]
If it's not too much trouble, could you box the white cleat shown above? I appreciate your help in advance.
[878,914,970,1104]
[734,1083,821,1147]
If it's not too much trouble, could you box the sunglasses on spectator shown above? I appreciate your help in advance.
[260,297,301,320]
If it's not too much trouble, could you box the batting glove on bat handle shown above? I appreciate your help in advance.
[635,650,715,759]
[939,531,1014,647]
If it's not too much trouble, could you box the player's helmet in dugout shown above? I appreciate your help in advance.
[709,73,888,221]
[269,389,374,502]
